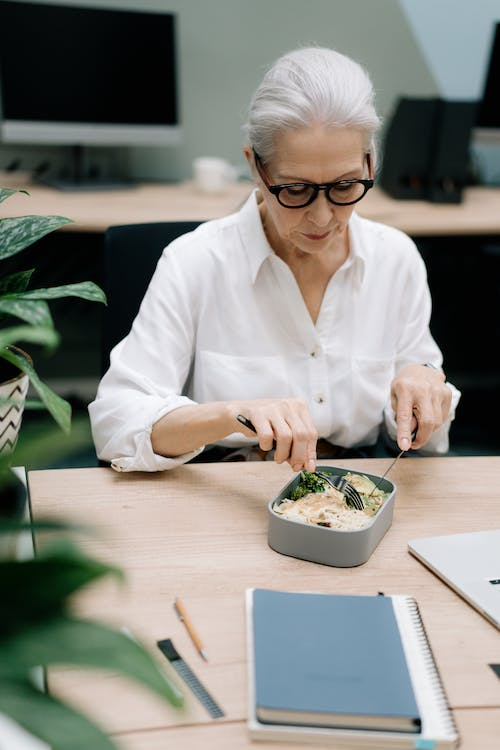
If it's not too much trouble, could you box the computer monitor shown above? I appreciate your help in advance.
[475,21,500,145]
[0,0,181,187]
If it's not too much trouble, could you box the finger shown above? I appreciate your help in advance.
[246,413,277,453]
[287,405,318,471]
[413,389,450,448]
[286,422,315,472]
[271,420,293,464]
[257,425,279,453]
[286,438,317,473]
[238,400,317,468]
[236,412,284,456]
[411,400,436,449]
[439,386,452,423]
[305,438,317,473]
[395,396,414,452]
[299,401,318,471]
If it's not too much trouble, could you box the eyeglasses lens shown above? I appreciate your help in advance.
[278,181,367,208]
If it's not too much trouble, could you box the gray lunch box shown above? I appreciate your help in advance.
[268,465,396,567]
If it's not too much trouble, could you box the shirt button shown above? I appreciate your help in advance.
[310,347,320,358]
[314,394,325,404]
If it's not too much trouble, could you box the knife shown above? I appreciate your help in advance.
[368,429,417,497]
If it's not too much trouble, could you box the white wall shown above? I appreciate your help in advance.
[0,0,437,182]
[401,0,500,184]
[124,0,439,182]
[401,0,499,99]
[2,0,499,184]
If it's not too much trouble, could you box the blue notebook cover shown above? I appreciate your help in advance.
[251,589,421,733]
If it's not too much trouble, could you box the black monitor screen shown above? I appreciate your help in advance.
[477,22,500,129]
[0,0,178,126]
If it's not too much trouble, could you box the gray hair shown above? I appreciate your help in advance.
[243,46,381,164]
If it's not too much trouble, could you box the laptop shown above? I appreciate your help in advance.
[408,529,500,630]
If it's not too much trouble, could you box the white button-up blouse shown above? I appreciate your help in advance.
[89,191,460,472]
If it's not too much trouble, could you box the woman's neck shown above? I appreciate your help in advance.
[258,200,350,323]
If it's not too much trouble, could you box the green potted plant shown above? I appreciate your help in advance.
[0,187,104,452]
[0,519,183,750]
[0,188,184,748]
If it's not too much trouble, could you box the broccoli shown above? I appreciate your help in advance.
[291,470,328,500]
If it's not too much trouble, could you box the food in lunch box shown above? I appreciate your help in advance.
[272,470,389,530]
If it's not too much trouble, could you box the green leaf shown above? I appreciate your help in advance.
[0,677,118,750]
[24,399,48,409]
[0,324,59,350]
[0,518,83,535]
[20,281,107,304]
[0,616,184,707]
[0,547,122,637]
[0,187,29,204]
[23,369,71,433]
[0,298,53,327]
[12,410,95,469]
[0,215,73,260]
[0,268,34,295]
[1,347,71,432]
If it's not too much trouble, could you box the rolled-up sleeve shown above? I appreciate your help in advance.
[89,344,204,471]
[89,231,206,472]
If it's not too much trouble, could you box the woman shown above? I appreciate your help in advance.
[89,46,460,473]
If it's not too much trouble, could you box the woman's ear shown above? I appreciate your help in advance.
[243,145,253,168]
[243,145,258,182]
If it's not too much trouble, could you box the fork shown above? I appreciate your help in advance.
[313,471,365,510]
[235,415,365,510]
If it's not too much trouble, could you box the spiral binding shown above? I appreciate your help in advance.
[405,596,459,739]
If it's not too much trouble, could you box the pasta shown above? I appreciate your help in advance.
[273,472,389,530]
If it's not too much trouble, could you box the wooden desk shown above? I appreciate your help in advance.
[2,171,499,236]
[28,457,500,750]
[358,185,500,237]
[0,174,254,231]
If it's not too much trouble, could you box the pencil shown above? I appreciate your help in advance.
[174,597,208,661]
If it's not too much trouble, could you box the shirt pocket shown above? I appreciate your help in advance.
[195,350,290,402]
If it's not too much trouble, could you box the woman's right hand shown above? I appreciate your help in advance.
[230,397,318,472]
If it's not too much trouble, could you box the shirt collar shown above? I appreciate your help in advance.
[238,189,276,283]
[346,212,367,287]
[238,190,368,286]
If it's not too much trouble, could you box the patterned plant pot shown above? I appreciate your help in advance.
[0,348,30,456]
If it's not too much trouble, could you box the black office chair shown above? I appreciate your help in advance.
[101,221,201,374]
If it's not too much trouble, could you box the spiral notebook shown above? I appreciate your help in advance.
[246,589,459,748]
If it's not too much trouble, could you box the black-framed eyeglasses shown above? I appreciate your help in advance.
[253,148,374,208]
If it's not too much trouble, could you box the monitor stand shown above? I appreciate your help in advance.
[38,145,135,191]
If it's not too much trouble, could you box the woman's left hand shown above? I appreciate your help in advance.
[390,364,452,451]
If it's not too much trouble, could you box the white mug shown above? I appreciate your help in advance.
[192,156,237,193]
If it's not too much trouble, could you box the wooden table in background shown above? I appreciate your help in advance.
[28,456,500,749]
[2,171,499,236]
[0,174,253,230]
